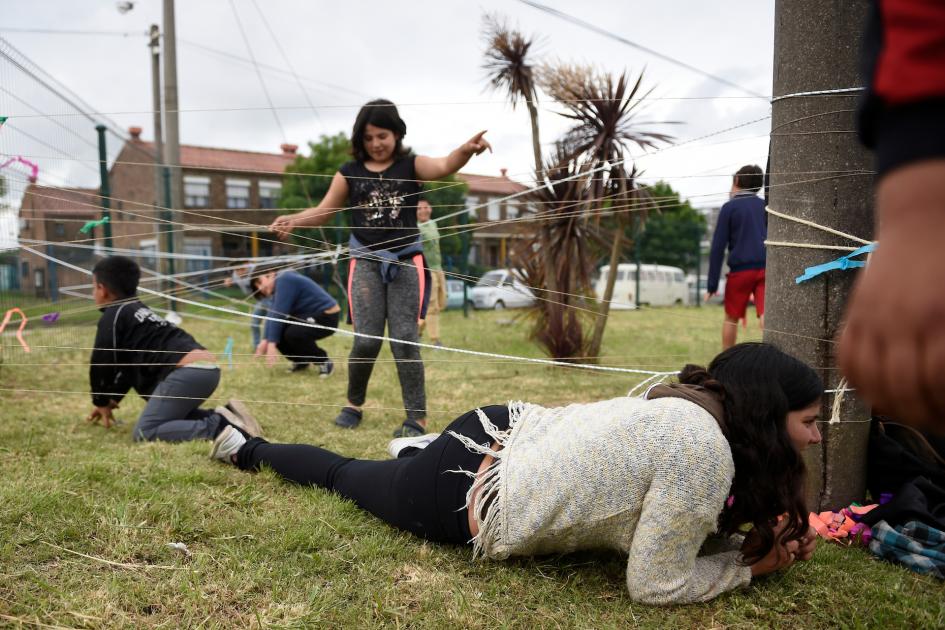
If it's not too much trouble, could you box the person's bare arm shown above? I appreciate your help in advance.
[838,159,945,430]
[269,172,349,239]
[415,131,492,182]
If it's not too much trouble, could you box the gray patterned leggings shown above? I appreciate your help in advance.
[347,257,426,421]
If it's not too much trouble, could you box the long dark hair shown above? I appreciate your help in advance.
[350,99,409,163]
[679,342,823,564]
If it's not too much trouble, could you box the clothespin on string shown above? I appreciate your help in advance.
[0,308,31,353]
[79,216,110,235]
[223,337,234,370]
[795,243,876,284]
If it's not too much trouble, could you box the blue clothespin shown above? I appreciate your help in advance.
[795,243,876,284]
[223,337,234,370]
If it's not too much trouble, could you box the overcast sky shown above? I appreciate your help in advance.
[0,0,775,246]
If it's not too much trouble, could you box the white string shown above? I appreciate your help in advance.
[765,206,873,245]
[764,240,861,253]
[829,378,850,424]
[19,245,672,377]
[771,87,864,103]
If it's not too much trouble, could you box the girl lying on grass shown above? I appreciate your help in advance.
[210,342,822,604]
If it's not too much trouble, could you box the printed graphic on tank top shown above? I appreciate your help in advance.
[339,155,423,250]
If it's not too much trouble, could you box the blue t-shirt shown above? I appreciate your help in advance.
[707,192,767,293]
[264,271,338,343]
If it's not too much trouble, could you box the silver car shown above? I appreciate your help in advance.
[469,270,536,310]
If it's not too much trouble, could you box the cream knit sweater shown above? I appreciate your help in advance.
[449,395,752,605]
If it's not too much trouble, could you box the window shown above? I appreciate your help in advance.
[616,270,626,281]
[486,200,500,222]
[674,271,685,283]
[21,261,28,278]
[259,180,282,209]
[54,222,65,237]
[184,175,210,208]
[506,201,520,219]
[184,237,212,275]
[139,239,158,270]
[225,178,250,209]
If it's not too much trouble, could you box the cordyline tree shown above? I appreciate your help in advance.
[511,145,597,360]
[482,16,571,349]
[482,17,672,362]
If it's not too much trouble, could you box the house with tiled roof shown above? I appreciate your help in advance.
[456,169,531,269]
[108,127,297,268]
[17,185,103,297]
[18,128,300,296]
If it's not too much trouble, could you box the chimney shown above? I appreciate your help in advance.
[129,126,143,141]
[500,167,508,177]
[280,143,298,156]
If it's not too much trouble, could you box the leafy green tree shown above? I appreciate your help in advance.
[280,133,352,247]
[629,181,705,272]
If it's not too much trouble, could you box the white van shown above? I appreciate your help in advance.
[595,264,689,308]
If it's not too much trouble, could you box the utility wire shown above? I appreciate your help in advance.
[516,0,768,100]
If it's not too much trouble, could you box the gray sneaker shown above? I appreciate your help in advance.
[210,425,246,462]
[224,399,263,437]
[319,359,334,378]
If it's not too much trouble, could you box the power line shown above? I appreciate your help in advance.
[0,27,147,37]
[516,0,768,100]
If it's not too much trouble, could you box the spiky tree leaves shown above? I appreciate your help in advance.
[541,64,670,360]
[511,149,597,360]
[481,15,543,174]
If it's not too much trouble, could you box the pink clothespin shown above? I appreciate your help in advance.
[0,308,31,352]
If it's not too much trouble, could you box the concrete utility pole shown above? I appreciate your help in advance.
[162,0,183,261]
[766,0,872,510]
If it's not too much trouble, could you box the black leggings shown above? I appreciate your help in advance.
[236,405,510,544]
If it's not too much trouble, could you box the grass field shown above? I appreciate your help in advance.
[1,304,943,628]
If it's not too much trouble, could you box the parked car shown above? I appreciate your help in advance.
[445,279,468,310]
[687,274,725,305]
[595,264,689,308]
[469,269,536,310]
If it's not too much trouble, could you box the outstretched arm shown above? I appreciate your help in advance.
[269,171,349,239]
[415,131,492,181]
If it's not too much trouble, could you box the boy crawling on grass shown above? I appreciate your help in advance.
[87,256,262,444]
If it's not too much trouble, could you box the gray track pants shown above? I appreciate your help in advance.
[347,257,426,421]
[133,366,223,442]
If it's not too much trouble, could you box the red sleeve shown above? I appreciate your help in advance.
[859,0,945,176]
[873,0,945,105]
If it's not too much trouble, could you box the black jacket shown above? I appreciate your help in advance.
[89,300,203,406]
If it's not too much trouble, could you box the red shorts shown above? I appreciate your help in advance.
[724,268,765,320]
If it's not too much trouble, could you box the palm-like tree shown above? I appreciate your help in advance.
[511,147,597,360]
[482,15,542,174]
[482,16,566,319]
[540,64,671,360]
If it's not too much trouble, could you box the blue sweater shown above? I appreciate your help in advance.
[264,271,338,343]
[707,193,767,293]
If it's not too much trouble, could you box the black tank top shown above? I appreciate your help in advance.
[339,155,423,250]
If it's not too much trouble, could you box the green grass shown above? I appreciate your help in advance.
[1,306,942,628]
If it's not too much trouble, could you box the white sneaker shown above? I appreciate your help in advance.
[210,425,246,462]
[387,433,440,458]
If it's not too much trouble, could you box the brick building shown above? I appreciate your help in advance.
[457,169,530,269]
[17,185,101,298]
[18,127,298,297]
